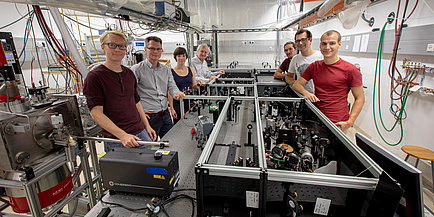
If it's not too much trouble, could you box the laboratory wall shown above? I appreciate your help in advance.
[306,0,434,176]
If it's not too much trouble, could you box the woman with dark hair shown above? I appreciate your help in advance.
[169,47,198,124]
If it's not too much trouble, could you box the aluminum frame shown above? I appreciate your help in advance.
[185,80,384,216]
[0,151,99,217]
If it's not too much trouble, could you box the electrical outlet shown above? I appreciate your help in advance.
[242,41,248,45]
[427,44,434,52]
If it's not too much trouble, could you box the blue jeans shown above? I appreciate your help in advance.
[104,129,152,153]
[148,111,173,139]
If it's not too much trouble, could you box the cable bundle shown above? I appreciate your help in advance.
[33,5,83,93]
[100,189,196,217]
[373,0,419,146]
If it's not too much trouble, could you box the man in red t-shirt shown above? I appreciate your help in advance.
[293,30,365,132]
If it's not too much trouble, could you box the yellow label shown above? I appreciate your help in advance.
[169,176,174,185]
[153,175,166,180]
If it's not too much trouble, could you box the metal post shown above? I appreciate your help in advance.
[195,166,205,217]
[65,144,80,186]
[431,161,434,190]
[259,169,267,217]
[180,97,185,119]
[213,32,218,68]
[80,152,97,207]
[276,5,282,68]
[234,104,239,124]
[185,32,193,68]
[23,181,44,217]
[88,140,103,200]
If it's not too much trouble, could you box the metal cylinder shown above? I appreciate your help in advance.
[4,163,72,213]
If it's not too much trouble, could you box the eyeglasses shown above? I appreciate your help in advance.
[147,47,162,52]
[295,38,309,44]
[103,43,127,50]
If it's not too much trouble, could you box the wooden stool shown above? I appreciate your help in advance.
[401,145,434,189]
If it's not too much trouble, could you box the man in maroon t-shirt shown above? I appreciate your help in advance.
[83,30,156,152]
[274,41,296,80]
[293,30,365,132]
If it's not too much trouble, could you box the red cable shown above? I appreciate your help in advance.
[180,102,199,119]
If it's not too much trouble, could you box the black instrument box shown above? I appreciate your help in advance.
[100,148,179,196]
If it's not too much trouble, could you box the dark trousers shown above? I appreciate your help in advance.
[148,111,173,139]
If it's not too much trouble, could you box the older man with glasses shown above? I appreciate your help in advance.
[285,28,323,94]
[131,36,185,139]
[190,44,225,86]
[84,30,156,153]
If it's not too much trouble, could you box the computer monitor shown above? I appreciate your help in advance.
[355,133,424,217]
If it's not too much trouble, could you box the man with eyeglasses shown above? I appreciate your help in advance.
[293,30,364,132]
[274,41,296,80]
[131,36,185,139]
[190,44,225,86]
[84,30,156,153]
[285,28,323,94]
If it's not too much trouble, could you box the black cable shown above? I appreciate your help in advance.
[161,206,170,217]
[29,5,44,85]
[275,100,289,109]
[33,6,82,77]
[98,189,196,216]
[162,188,196,199]
[157,194,196,217]
[18,11,34,59]
[180,116,195,128]
[303,120,322,126]
[100,197,148,212]
[0,10,32,30]
[361,10,374,27]
[63,14,100,30]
